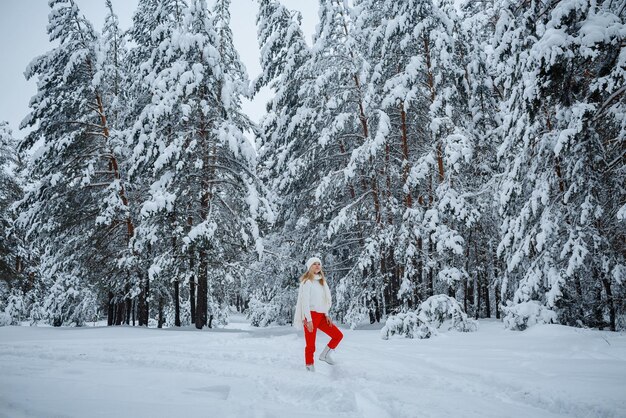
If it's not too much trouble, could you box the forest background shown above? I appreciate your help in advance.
[0,0,624,334]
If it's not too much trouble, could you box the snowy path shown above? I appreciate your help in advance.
[1,317,625,418]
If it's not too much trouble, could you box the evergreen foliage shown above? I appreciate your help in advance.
[0,121,28,325]
[493,0,626,331]
[4,0,624,332]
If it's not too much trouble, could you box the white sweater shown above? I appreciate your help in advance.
[293,275,332,328]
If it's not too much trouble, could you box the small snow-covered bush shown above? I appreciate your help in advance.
[0,289,26,326]
[502,300,557,331]
[419,294,477,332]
[380,311,432,340]
[42,274,99,326]
[617,313,626,332]
[247,297,280,327]
[0,311,11,327]
[208,302,230,328]
[381,294,477,339]
[343,305,370,330]
[246,287,295,327]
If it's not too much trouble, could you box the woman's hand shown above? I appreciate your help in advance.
[304,319,313,332]
[325,315,333,326]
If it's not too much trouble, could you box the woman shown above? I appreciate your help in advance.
[294,257,343,371]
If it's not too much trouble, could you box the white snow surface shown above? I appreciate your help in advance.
[0,315,625,418]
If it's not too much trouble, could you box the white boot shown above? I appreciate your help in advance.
[319,346,335,365]
[305,364,315,372]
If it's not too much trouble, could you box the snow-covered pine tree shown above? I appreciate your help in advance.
[255,0,389,326]
[493,0,626,330]
[0,122,23,283]
[94,0,138,326]
[251,0,312,325]
[400,0,480,310]
[254,0,310,92]
[128,0,273,329]
[351,0,431,315]
[454,0,501,319]
[295,0,392,326]
[316,0,400,325]
[17,0,134,326]
[326,0,482,326]
[204,0,274,326]
[97,0,128,131]
[0,121,28,325]
[126,0,189,326]
[0,120,39,327]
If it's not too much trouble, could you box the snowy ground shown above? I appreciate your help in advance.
[1,315,625,418]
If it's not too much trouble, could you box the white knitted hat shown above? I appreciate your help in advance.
[306,257,322,270]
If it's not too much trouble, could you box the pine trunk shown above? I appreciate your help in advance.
[370,172,381,226]
[384,145,393,225]
[124,297,131,325]
[94,91,136,328]
[493,246,501,319]
[473,236,479,319]
[107,291,114,326]
[436,142,445,183]
[495,285,501,320]
[194,83,213,330]
[423,35,436,103]
[464,278,469,313]
[594,283,604,329]
[114,301,124,326]
[545,112,566,195]
[188,226,196,324]
[196,249,208,329]
[157,297,164,329]
[428,239,434,297]
[138,276,149,326]
[601,278,616,331]
[474,274,481,320]
[424,33,446,183]
[174,280,181,327]
[484,278,491,318]
[190,278,196,324]
[464,235,470,313]
[416,237,423,304]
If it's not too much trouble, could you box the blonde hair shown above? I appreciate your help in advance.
[300,269,326,287]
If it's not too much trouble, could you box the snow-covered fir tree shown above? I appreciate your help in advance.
[293,0,390,326]
[126,0,190,327]
[251,0,313,324]
[17,0,134,326]
[326,0,484,325]
[128,0,273,329]
[0,121,29,325]
[94,0,139,326]
[492,0,626,330]
[454,0,501,319]
[0,122,23,284]
[97,0,129,131]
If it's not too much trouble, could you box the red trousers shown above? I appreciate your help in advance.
[304,311,344,365]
